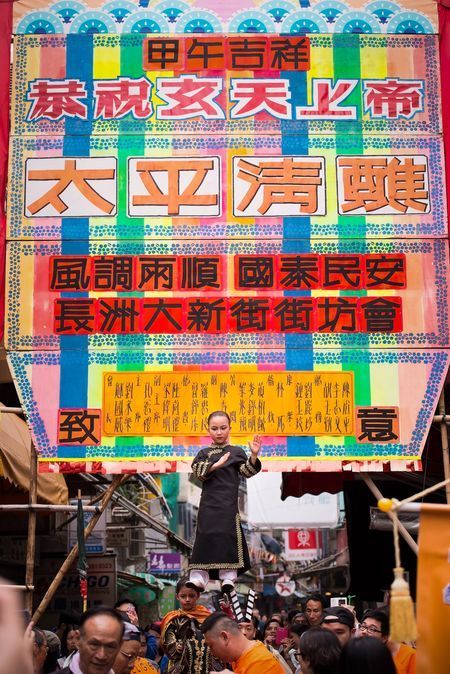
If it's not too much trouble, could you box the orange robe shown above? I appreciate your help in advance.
[232,641,285,674]
[393,644,416,674]
[131,657,159,674]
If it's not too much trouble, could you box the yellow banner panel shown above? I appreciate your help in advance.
[103,371,354,437]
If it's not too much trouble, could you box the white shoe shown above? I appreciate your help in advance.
[186,580,205,592]
[221,579,235,595]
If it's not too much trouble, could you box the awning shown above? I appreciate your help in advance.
[0,407,68,505]
[117,571,165,605]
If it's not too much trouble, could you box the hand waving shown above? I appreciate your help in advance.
[248,435,262,459]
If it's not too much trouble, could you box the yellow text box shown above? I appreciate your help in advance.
[103,371,354,437]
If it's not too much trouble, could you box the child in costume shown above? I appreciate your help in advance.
[161,577,221,674]
[188,411,262,594]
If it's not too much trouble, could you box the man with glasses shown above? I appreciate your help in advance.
[50,607,124,674]
[359,609,416,674]
[112,622,141,674]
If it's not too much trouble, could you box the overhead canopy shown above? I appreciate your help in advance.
[0,407,68,505]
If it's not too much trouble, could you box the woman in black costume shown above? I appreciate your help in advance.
[187,410,262,594]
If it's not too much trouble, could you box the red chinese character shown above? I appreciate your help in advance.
[296,79,357,119]
[230,79,291,119]
[27,78,88,121]
[156,75,224,120]
[94,77,152,119]
[364,79,423,119]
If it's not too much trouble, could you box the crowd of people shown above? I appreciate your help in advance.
[0,579,416,674]
[0,412,417,674]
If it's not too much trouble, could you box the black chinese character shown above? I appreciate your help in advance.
[273,298,314,331]
[228,38,267,69]
[237,256,274,288]
[279,255,319,289]
[323,255,362,289]
[54,299,95,333]
[181,256,220,289]
[270,38,309,69]
[365,255,406,288]
[146,39,180,69]
[137,256,177,290]
[50,257,90,291]
[360,297,402,332]
[317,297,358,332]
[187,298,227,332]
[97,298,139,332]
[230,298,270,331]
[357,407,398,442]
[59,409,100,444]
[142,298,183,332]
[93,256,134,291]
[187,38,224,69]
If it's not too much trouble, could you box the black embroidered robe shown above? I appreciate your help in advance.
[189,444,262,579]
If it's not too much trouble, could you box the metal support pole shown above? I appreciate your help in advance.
[438,389,450,505]
[24,444,37,613]
[32,474,127,624]
[360,474,419,555]
[0,504,99,512]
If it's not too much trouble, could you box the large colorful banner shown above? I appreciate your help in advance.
[6,8,450,472]
[12,0,439,36]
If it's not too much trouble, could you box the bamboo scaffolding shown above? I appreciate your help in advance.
[360,474,419,555]
[24,444,37,612]
[31,474,127,624]
[438,389,450,504]
[0,504,99,512]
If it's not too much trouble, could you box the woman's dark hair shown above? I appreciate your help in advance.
[338,637,396,674]
[60,623,79,657]
[290,623,309,638]
[207,411,231,425]
[287,608,303,624]
[299,627,341,674]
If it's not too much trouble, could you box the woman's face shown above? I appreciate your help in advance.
[208,415,230,445]
[264,621,279,643]
[289,630,302,649]
[66,629,79,653]
[177,587,199,612]
[139,634,147,657]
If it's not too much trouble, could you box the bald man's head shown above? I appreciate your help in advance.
[201,612,245,662]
